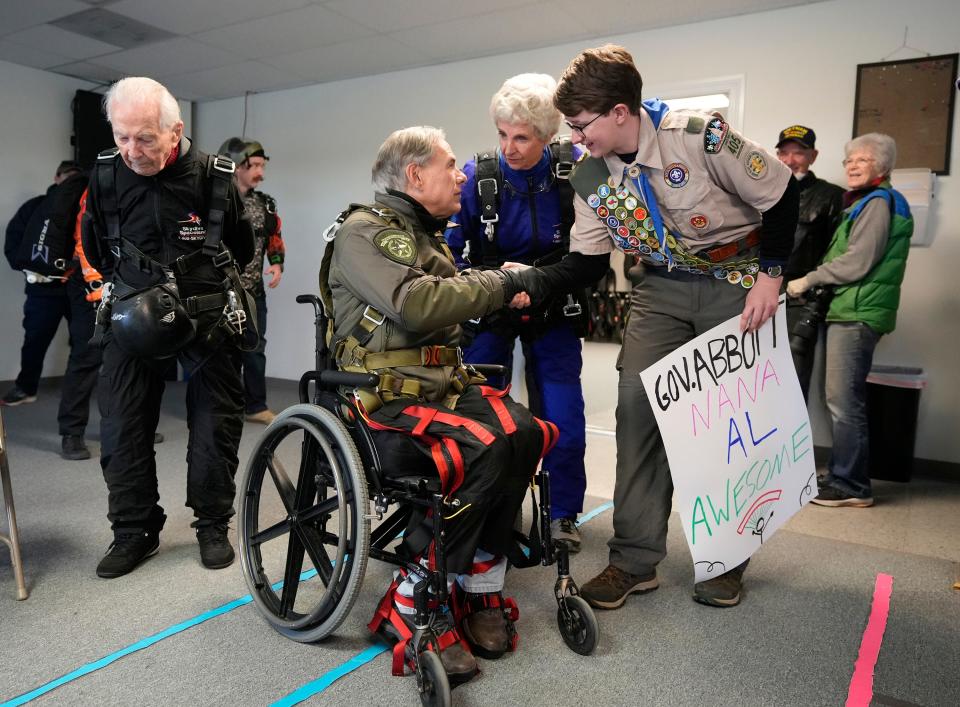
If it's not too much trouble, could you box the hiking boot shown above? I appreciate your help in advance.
[693,561,748,608]
[96,531,160,578]
[581,564,659,609]
[811,484,874,508]
[550,517,582,553]
[0,386,36,407]
[381,608,478,684]
[196,524,235,569]
[457,591,517,659]
[61,435,91,461]
[246,409,276,425]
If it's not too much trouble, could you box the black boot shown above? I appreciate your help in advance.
[61,435,91,461]
[96,530,160,578]
[196,524,235,569]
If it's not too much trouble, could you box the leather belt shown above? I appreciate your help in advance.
[696,228,761,264]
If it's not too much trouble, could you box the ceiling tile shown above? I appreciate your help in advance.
[192,4,377,60]
[321,0,538,33]
[263,34,430,84]
[49,60,123,84]
[2,24,122,61]
[163,60,310,101]
[90,37,243,78]
[108,0,314,34]
[0,0,88,37]
[0,37,75,69]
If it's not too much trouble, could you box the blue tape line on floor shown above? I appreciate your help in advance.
[269,500,615,705]
[0,570,316,707]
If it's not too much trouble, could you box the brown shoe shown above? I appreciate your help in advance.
[459,593,516,659]
[246,409,276,424]
[693,561,748,608]
[580,564,659,609]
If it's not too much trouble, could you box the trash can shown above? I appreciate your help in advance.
[866,365,926,482]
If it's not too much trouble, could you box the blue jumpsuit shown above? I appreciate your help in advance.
[446,146,587,521]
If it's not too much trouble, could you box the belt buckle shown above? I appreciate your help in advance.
[554,161,573,180]
[362,305,385,327]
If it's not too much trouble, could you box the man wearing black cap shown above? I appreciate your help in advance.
[776,125,844,399]
[217,137,285,425]
[2,160,85,408]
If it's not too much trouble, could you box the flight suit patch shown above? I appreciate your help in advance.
[744,151,767,180]
[704,117,729,154]
[374,230,418,265]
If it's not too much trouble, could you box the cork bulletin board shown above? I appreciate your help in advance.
[853,53,958,175]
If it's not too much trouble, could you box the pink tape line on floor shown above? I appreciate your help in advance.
[846,572,894,707]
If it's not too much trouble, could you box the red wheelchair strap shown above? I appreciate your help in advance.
[478,385,517,434]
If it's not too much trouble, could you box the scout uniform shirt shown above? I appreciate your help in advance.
[569,100,790,288]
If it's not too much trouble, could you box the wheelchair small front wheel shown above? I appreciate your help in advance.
[416,650,451,707]
[557,595,599,655]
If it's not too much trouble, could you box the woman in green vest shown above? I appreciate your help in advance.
[786,132,913,508]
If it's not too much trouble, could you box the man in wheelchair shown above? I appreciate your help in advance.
[319,126,557,683]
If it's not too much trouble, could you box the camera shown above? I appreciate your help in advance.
[789,285,832,357]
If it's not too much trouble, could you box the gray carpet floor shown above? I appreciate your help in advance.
[1,378,958,706]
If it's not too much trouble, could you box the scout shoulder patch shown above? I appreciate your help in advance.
[725,131,745,158]
[684,116,705,134]
[374,229,418,265]
[744,150,767,180]
[703,117,729,154]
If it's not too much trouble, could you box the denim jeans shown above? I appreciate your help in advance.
[823,321,881,498]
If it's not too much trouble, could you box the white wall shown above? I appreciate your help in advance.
[195,0,960,464]
[0,61,96,384]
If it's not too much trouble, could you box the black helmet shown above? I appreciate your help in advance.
[111,285,196,358]
[217,137,269,166]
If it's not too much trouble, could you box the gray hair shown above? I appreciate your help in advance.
[371,126,445,192]
[103,77,182,131]
[846,132,897,175]
[489,73,561,141]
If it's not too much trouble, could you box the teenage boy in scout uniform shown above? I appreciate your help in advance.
[321,126,555,683]
[552,45,799,608]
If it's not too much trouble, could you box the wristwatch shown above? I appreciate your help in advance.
[762,265,783,278]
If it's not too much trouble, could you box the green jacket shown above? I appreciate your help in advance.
[823,184,913,334]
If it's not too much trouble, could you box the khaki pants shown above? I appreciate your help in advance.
[610,268,748,575]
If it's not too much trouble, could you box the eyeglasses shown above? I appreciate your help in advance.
[842,156,875,167]
[565,111,607,139]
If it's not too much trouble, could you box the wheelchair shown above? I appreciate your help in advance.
[238,294,598,706]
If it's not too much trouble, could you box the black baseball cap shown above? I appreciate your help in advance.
[776,125,816,150]
[56,160,82,176]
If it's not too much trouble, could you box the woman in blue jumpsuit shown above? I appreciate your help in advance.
[446,73,588,549]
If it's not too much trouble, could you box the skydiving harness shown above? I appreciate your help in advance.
[91,149,257,352]
[320,204,481,410]
[472,138,584,335]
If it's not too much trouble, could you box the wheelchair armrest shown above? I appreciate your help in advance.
[470,363,507,377]
[299,370,381,402]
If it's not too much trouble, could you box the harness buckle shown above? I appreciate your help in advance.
[222,290,248,336]
[554,161,573,180]
[562,294,582,317]
[212,249,234,268]
[211,156,236,175]
[362,305,385,327]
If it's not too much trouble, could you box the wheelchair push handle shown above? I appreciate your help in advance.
[471,363,507,377]
[319,370,381,389]
[296,293,323,314]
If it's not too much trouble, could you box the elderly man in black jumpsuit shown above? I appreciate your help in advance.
[81,77,253,579]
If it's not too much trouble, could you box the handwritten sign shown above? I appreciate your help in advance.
[639,301,816,582]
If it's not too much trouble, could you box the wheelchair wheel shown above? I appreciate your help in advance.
[239,403,370,643]
[417,650,451,707]
[557,595,599,655]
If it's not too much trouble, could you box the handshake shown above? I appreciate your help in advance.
[492,263,550,309]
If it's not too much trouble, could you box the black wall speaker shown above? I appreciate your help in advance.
[72,89,114,169]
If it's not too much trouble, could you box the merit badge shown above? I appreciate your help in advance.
[628,235,641,247]
[633,207,647,221]
[597,206,609,218]
[615,184,630,199]
[624,196,638,210]
[646,235,659,249]
[639,244,652,254]
[725,132,744,159]
[606,195,619,209]
[664,162,689,188]
[615,207,628,220]
[587,194,601,209]
[617,225,630,238]
[606,216,620,229]
[627,166,641,179]
[665,234,677,249]
[607,176,618,187]
[727,270,742,284]
[650,250,665,262]
[374,229,418,266]
[625,218,638,230]
[703,117,729,154]
[690,214,709,229]
[597,184,611,198]
[714,269,728,279]
[642,217,654,231]
[740,274,756,289]
[745,151,767,179]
